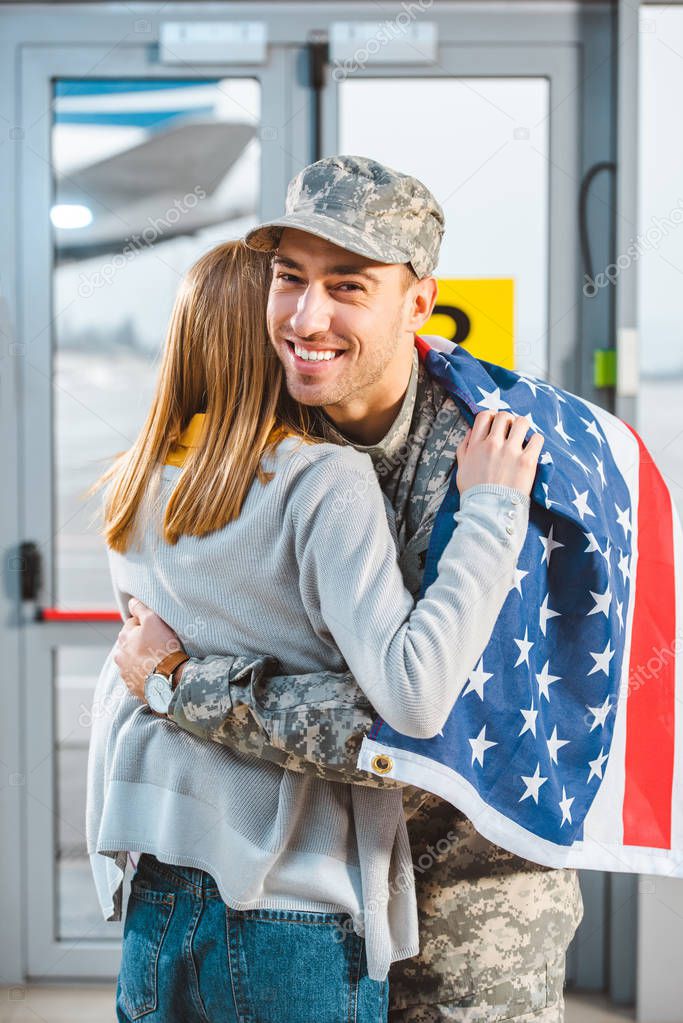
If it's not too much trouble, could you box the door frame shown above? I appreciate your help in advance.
[321,44,581,393]
[0,0,616,986]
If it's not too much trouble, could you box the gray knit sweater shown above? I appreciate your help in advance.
[86,435,529,981]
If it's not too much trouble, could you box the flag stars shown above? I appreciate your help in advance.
[546,726,570,765]
[469,725,497,767]
[571,485,595,520]
[587,584,612,618]
[570,452,591,476]
[615,503,632,539]
[462,657,494,700]
[520,763,548,804]
[601,540,612,570]
[583,531,601,554]
[477,386,511,413]
[581,416,604,446]
[542,483,556,510]
[519,703,538,738]
[539,524,565,566]
[586,695,612,732]
[618,551,631,584]
[588,639,615,677]
[536,660,562,702]
[512,567,529,596]
[559,787,575,826]
[539,594,561,636]
[587,746,609,782]
[513,627,534,668]
[616,599,624,630]
[553,414,574,445]
[593,453,606,488]
[517,375,539,397]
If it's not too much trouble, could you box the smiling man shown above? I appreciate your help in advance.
[115,155,583,1023]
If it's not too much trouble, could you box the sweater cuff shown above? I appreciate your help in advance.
[460,482,531,507]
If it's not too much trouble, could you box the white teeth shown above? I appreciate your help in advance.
[293,343,338,362]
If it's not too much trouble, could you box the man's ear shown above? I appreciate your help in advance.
[406,276,438,332]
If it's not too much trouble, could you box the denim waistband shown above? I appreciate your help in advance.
[136,853,221,898]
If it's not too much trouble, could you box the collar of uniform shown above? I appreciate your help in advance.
[316,346,419,465]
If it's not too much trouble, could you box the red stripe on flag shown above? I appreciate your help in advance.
[623,423,676,848]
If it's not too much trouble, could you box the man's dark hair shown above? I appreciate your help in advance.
[400,263,420,291]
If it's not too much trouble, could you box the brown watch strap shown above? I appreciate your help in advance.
[153,649,190,685]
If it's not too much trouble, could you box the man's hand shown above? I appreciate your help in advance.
[114,598,184,702]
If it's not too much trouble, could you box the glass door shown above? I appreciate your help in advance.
[323,45,580,389]
[18,40,295,979]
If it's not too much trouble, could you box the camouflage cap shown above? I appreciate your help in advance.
[244,155,445,278]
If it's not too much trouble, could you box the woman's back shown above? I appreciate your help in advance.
[107,433,376,673]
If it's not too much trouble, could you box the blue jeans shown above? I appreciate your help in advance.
[116,853,389,1023]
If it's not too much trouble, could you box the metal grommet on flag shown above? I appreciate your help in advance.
[371,754,394,775]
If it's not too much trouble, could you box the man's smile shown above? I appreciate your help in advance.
[284,338,349,372]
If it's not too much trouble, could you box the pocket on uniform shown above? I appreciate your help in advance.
[117,883,175,1020]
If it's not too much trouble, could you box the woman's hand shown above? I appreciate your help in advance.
[114,598,184,702]
[456,410,544,498]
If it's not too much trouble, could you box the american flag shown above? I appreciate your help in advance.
[357,334,682,876]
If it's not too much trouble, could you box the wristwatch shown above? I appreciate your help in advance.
[144,650,190,715]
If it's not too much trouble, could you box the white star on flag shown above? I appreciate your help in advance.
[517,375,539,397]
[593,453,606,488]
[462,657,494,700]
[587,746,609,782]
[539,524,564,566]
[615,503,632,539]
[583,532,601,554]
[519,703,538,738]
[587,584,612,618]
[600,540,612,569]
[559,787,575,826]
[586,695,612,732]
[536,660,562,702]
[571,485,595,520]
[588,639,615,677]
[469,725,498,767]
[512,567,529,595]
[539,593,561,636]
[542,483,556,510]
[513,627,534,667]
[477,386,511,413]
[616,599,624,629]
[581,416,604,446]
[520,763,548,804]
[546,726,570,764]
[553,414,574,445]
[540,450,554,465]
[618,551,631,584]
[570,452,591,475]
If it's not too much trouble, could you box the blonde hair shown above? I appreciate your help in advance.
[93,240,322,552]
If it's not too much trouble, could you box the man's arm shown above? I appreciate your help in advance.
[114,603,406,788]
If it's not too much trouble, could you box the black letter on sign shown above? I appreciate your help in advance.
[433,305,471,345]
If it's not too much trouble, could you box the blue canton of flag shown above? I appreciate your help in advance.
[365,342,634,847]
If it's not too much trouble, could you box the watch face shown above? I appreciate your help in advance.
[145,672,173,714]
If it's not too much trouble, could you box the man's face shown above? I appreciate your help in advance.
[266,228,423,413]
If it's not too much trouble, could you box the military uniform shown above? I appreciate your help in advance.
[164,153,583,1019]
[170,352,583,1022]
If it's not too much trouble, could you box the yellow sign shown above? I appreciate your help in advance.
[421,279,515,370]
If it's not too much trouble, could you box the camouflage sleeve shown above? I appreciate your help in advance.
[168,654,407,788]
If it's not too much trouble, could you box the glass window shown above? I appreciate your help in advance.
[52,79,262,606]
[339,77,549,377]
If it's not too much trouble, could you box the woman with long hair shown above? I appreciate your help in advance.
[87,239,542,1023]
